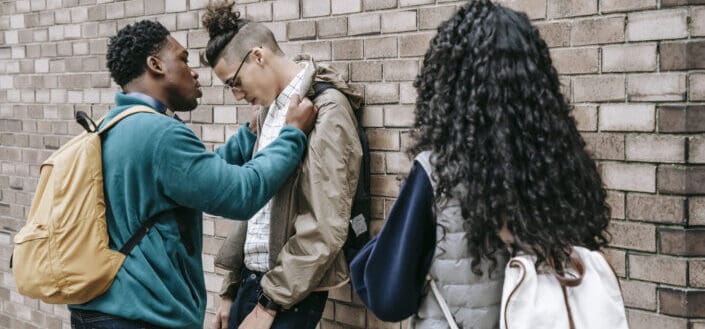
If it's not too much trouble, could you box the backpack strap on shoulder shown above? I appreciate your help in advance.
[98,106,158,135]
[310,81,337,100]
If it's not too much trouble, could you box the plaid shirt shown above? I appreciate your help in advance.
[243,65,307,273]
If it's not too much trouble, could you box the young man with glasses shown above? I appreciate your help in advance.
[201,2,364,329]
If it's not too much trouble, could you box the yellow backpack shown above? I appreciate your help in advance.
[12,106,157,304]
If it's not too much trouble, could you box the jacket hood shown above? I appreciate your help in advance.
[294,54,364,112]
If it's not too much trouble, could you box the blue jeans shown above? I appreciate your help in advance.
[228,268,328,329]
[71,309,164,329]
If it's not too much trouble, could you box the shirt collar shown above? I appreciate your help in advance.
[271,64,308,109]
[124,92,168,114]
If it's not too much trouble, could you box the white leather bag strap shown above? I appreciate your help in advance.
[427,275,460,329]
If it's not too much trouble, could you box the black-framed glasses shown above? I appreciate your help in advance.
[223,49,253,91]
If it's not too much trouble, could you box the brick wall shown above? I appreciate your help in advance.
[0,0,703,328]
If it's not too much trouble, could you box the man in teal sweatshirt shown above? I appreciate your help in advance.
[68,20,317,329]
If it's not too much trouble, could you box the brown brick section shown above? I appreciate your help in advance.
[1,0,705,328]
[659,288,705,317]
[658,105,705,133]
[659,228,705,256]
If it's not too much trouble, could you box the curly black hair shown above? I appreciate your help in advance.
[201,0,250,67]
[106,20,170,87]
[410,0,610,274]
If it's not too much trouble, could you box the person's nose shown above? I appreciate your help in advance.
[233,89,245,101]
[191,69,199,80]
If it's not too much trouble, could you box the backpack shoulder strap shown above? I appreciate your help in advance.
[98,105,158,135]
[119,216,160,255]
[427,275,460,329]
[310,81,338,100]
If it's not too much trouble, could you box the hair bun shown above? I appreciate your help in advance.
[202,1,242,38]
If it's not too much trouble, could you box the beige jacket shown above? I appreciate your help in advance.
[214,55,363,309]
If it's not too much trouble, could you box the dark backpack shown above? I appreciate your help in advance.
[310,82,371,265]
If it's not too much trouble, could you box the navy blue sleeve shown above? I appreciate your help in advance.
[349,161,436,322]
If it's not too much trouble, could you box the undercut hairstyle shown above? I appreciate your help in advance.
[106,20,170,87]
[410,0,610,274]
[201,0,283,67]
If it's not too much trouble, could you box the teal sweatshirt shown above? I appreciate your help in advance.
[69,93,307,328]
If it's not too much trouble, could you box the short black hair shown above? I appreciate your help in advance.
[106,20,170,87]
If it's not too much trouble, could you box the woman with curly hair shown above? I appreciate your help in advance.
[350,1,613,328]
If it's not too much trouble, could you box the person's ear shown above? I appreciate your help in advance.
[145,55,165,76]
[252,48,264,66]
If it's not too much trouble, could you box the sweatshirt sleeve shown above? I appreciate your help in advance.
[155,123,306,220]
[349,161,436,322]
[214,122,257,166]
